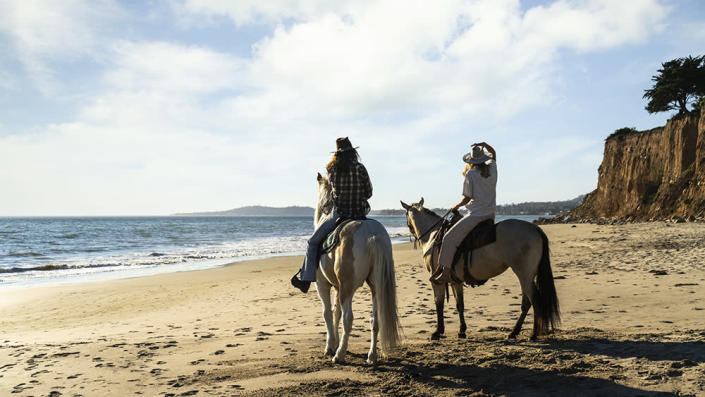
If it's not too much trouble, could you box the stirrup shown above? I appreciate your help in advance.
[430,266,450,284]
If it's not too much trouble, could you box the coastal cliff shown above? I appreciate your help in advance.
[568,108,705,221]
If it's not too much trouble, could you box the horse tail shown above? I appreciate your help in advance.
[368,234,402,352]
[534,226,561,333]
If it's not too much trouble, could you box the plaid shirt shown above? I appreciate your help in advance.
[328,161,373,219]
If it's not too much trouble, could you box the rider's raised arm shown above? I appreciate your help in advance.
[481,142,496,160]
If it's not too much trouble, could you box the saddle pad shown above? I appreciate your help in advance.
[321,218,356,254]
[459,218,496,251]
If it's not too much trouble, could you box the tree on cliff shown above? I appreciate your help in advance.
[643,55,705,115]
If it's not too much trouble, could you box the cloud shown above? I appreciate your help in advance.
[105,41,245,94]
[0,67,17,93]
[213,0,668,124]
[0,0,121,93]
[0,0,674,214]
[173,0,362,26]
[520,0,669,51]
[0,40,325,214]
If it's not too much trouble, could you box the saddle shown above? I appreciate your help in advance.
[320,218,357,254]
[435,217,497,287]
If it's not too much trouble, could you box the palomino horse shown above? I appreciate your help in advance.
[315,173,402,363]
[401,198,560,340]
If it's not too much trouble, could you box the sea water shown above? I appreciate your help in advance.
[0,215,538,288]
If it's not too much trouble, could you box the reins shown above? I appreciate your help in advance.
[409,209,452,248]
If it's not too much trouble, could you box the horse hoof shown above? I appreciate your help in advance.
[457,332,466,339]
[332,355,345,364]
[508,333,518,340]
[324,348,335,357]
[430,333,441,341]
[530,334,538,341]
[366,356,378,365]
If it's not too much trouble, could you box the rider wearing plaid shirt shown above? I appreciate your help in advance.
[291,137,373,293]
[328,161,372,219]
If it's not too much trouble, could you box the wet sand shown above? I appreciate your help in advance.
[1,223,704,396]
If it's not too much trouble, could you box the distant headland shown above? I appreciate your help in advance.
[174,197,585,217]
[173,206,315,217]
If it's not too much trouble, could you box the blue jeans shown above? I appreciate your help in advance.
[299,211,340,281]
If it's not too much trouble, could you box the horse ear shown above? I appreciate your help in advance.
[419,197,424,207]
[317,172,322,181]
[400,201,410,210]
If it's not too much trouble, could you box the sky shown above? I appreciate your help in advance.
[1,0,704,216]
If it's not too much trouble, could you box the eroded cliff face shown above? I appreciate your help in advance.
[569,108,705,220]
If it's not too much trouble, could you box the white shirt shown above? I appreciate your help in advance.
[462,160,497,217]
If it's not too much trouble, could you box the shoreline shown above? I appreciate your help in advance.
[1,223,704,395]
[0,214,539,290]
[0,237,415,290]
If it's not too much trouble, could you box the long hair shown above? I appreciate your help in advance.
[462,162,490,178]
[327,149,360,173]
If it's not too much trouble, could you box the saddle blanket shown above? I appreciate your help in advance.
[321,218,356,254]
[434,217,497,253]
[458,218,497,251]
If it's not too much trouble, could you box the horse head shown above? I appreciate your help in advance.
[315,172,334,226]
[400,197,440,241]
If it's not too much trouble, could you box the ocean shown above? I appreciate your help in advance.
[0,215,538,288]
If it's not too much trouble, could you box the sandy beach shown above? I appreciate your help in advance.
[1,222,704,396]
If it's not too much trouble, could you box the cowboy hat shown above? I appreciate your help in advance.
[462,145,491,164]
[332,137,359,153]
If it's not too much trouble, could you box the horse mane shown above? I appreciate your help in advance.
[316,175,334,220]
[419,207,441,220]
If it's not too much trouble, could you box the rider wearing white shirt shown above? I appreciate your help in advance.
[433,142,497,284]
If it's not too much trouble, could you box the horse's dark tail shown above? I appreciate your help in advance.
[535,226,561,333]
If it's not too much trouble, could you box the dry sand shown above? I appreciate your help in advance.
[1,223,704,396]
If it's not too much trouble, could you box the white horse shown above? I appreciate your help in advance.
[401,198,560,340]
[314,173,402,364]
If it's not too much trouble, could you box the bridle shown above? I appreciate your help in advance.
[406,208,452,248]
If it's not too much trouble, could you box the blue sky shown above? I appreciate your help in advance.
[1,0,704,216]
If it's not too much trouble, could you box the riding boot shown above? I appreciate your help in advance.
[290,271,311,293]
[431,265,451,284]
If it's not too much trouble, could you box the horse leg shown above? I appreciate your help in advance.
[517,274,543,340]
[316,281,337,356]
[508,295,531,339]
[451,282,467,338]
[530,281,548,340]
[430,282,445,340]
[367,291,379,364]
[333,291,342,350]
[333,288,354,363]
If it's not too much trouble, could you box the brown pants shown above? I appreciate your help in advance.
[438,213,494,268]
